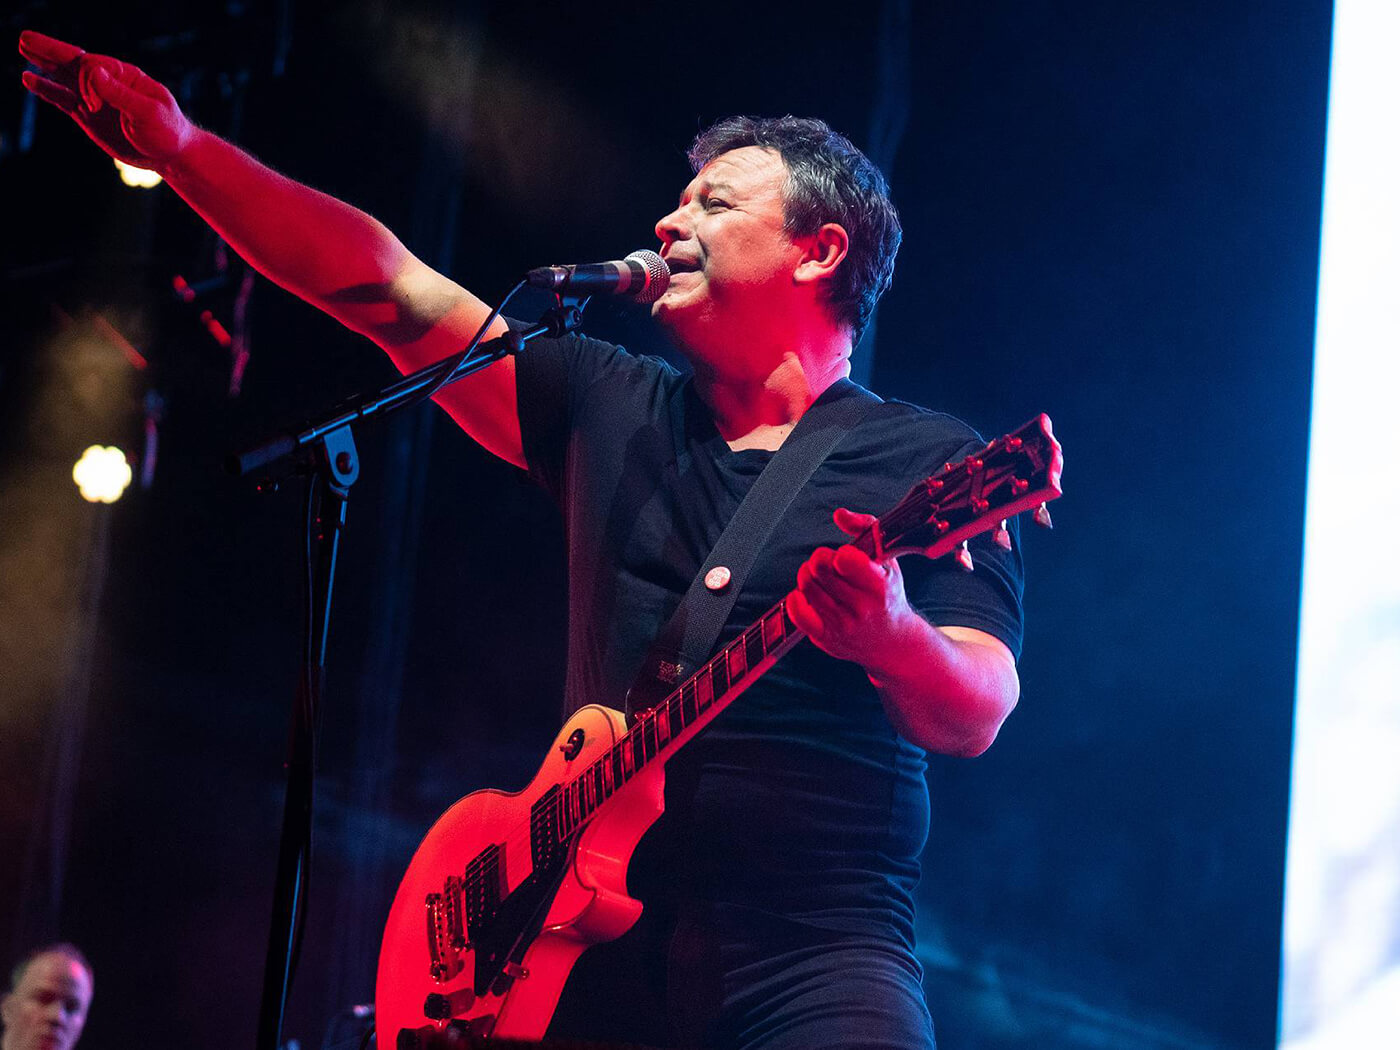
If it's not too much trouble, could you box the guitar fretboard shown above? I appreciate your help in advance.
[534,600,806,855]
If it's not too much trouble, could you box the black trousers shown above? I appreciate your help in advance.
[549,897,936,1050]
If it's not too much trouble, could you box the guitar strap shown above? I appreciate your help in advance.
[626,377,882,716]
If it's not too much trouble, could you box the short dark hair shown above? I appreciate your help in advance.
[688,115,902,344]
[8,943,93,992]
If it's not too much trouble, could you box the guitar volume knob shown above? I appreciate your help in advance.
[423,993,451,1021]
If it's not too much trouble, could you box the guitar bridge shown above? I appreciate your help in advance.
[424,889,465,982]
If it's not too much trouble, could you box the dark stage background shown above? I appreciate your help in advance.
[0,2,1331,1048]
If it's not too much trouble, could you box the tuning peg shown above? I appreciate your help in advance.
[993,520,1012,550]
[954,541,974,572]
[1033,503,1053,529]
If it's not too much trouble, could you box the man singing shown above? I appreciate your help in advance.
[20,30,1024,1048]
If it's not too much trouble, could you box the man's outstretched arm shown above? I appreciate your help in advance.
[18,31,524,468]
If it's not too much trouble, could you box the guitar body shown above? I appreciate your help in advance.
[376,704,665,1045]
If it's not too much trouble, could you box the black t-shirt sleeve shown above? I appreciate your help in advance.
[513,322,644,502]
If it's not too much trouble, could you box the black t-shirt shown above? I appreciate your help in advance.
[516,329,1024,947]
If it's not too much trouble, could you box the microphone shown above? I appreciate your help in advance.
[525,249,670,303]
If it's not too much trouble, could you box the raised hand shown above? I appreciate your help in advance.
[18,31,195,168]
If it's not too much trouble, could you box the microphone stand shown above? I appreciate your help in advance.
[237,296,588,1050]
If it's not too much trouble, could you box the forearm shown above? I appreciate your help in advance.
[161,128,523,464]
[863,612,1020,757]
[160,128,412,326]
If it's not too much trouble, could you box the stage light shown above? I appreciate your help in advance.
[113,158,162,189]
[1281,0,1400,1047]
[72,445,133,503]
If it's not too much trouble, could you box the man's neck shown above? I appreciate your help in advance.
[693,341,852,452]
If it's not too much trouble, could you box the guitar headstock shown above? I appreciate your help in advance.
[867,414,1063,563]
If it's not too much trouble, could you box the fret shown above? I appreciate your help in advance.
[669,695,685,738]
[593,762,605,808]
[695,668,715,711]
[727,644,746,683]
[642,714,658,763]
[709,659,729,699]
[656,705,672,747]
[762,607,785,649]
[623,735,638,778]
[743,627,765,670]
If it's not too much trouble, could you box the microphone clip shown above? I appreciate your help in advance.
[539,294,590,338]
[529,294,585,338]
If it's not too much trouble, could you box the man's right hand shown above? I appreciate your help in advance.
[19,31,195,169]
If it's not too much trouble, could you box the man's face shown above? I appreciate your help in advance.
[651,145,804,350]
[0,954,92,1050]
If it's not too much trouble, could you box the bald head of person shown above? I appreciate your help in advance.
[1,946,92,1050]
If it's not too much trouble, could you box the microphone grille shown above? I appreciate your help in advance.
[625,249,670,303]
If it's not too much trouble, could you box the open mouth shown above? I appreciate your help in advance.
[663,257,701,275]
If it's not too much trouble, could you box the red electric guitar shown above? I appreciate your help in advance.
[376,414,1064,1047]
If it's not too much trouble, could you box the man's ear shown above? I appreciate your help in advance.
[794,223,849,286]
[2,991,16,1026]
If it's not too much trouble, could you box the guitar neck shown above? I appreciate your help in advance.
[549,595,809,840]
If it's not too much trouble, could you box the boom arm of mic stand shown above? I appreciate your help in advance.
[227,300,586,479]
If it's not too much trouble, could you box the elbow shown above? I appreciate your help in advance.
[957,661,1020,756]
[877,642,1021,756]
[892,708,1004,757]
[969,686,1020,755]
[953,723,1002,758]
[934,689,1018,758]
